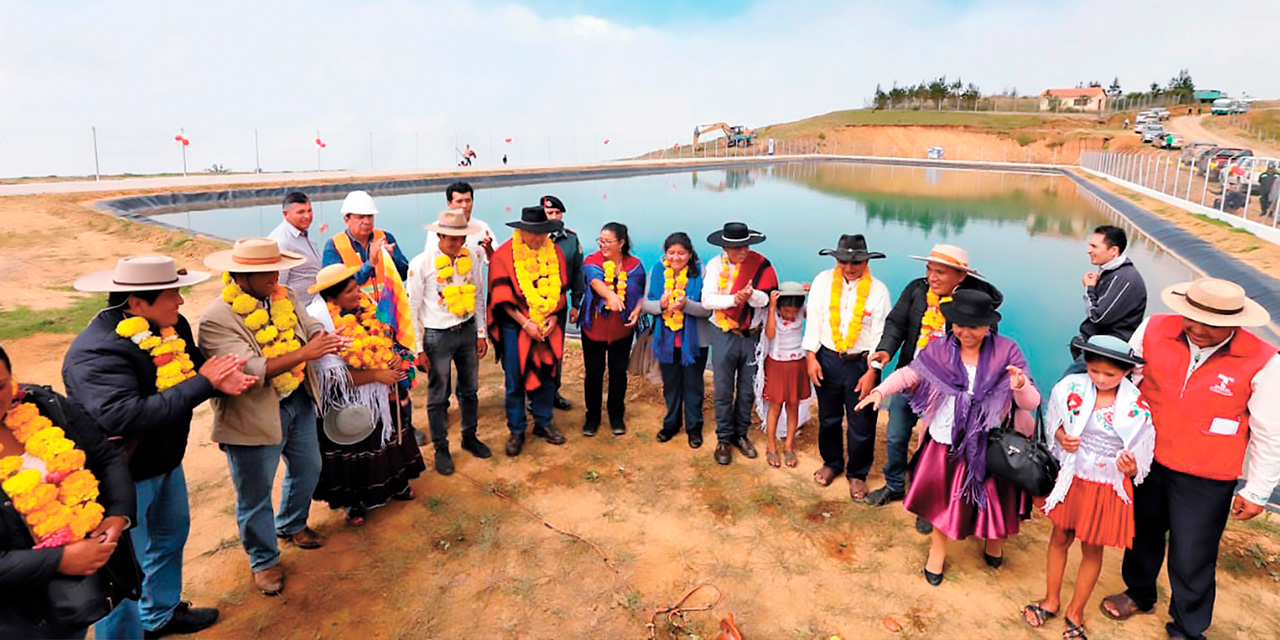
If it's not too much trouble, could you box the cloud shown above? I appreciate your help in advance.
[1,0,1276,177]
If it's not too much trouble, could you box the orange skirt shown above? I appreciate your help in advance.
[763,357,810,404]
[1046,477,1135,549]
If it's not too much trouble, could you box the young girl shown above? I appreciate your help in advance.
[1024,335,1154,640]
[757,281,811,468]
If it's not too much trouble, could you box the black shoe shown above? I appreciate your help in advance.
[915,517,934,535]
[864,486,906,507]
[532,424,566,445]
[655,427,678,443]
[460,435,491,459]
[688,431,703,449]
[433,449,454,475]
[923,567,944,587]
[610,418,627,436]
[714,442,732,465]
[735,436,757,459]
[505,433,525,457]
[144,602,219,639]
[554,394,573,410]
[983,551,1003,569]
[413,428,427,447]
[582,418,600,437]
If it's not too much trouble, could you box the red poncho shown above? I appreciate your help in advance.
[486,238,568,391]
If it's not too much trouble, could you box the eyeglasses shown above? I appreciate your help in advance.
[597,238,619,246]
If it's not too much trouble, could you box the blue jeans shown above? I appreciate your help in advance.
[221,390,320,571]
[93,466,191,637]
[500,323,553,433]
[881,393,921,492]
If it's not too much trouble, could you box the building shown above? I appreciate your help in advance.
[1039,87,1108,112]
[1194,89,1224,103]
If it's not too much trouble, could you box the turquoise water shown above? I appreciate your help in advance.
[152,162,1194,389]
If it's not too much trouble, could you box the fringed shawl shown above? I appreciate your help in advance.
[646,259,705,366]
[305,297,396,446]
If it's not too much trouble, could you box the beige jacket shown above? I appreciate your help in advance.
[197,286,324,446]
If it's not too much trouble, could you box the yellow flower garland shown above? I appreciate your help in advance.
[221,273,305,395]
[329,297,396,370]
[829,269,872,353]
[435,248,477,317]
[115,317,197,391]
[915,289,952,351]
[512,232,561,325]
[712,258,740,331]
[661,260,689,331]
[2,392,104,547]
[602,260,628,301]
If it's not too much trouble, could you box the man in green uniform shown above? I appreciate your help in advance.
[543,195,583,411]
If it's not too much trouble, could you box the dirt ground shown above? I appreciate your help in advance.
[4,175,1280,639]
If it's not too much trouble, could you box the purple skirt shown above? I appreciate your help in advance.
[904,434,1032,540]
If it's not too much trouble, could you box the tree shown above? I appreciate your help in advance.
[1166,68,1195,103]
[873,84,889,110]
[1108,77,1122,98]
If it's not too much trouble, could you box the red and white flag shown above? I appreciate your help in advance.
[173,133,190,146]
[315,137,327,148]
[504,137,513,144]
[602,138,611,145]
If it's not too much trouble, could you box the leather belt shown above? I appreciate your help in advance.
[729,327,759,338]
[427,317,475,333]
[823,347,868,362]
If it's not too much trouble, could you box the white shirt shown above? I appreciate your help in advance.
[1098,254,1128,272]
[929,365,977,445]
[423,218,494,268]
[768,315,806,361]
[1128,316,1280,506]
[406,243,488,337]
[801,268,892,354]
[700,255,771,331]
[269,220,323,305]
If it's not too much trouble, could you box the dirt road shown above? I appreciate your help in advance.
[1166,114,1280,157]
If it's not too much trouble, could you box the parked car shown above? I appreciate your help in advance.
[1181,141,1217,165]
[1154,132,1185,149]
[1152,107,1171,121]
[1211,98,1234,115]
[1202,148,1254,181]
[1141,122,1166,143]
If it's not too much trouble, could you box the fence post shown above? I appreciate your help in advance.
[1162,157,1170,193]
[1243,177,1254,220]
[91,126,101,181]
[1172,160,1181,197]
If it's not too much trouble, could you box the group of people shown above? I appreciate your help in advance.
[0,180,1276,640]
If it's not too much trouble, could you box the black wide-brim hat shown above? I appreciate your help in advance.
[940,289,1002,327]
[818,233,886,262]
[507,205,565,233]
[707,222,765,247]
[1070,335,1145,367]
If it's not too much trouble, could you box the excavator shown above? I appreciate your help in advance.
[693,123,757,148]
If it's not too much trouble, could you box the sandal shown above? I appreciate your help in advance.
[1099,593,1152,621]
[345,507,366,527]
[784,450,798,468]
[766,451,781,468]
[1063,616,1088,639]
[1022,603,1057,628]
[813,466,839,487]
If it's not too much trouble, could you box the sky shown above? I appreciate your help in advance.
[2,0,1277,177]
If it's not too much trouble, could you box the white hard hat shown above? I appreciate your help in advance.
[340,190,379,215]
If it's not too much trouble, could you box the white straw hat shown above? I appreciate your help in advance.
[74,255,210,292]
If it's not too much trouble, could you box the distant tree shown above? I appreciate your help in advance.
[873,83,889,110]
[927,76,950,108]
[1108,77,1122,97]
[1087,80,1102,88]
[1166,69,1195,102]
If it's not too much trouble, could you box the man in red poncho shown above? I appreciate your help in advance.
[488,206,570,456]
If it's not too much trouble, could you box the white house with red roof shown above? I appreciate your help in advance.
[1039,87,1108,112]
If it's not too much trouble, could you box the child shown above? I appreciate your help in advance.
[757,281,811,468]
[1024,335,1154,640]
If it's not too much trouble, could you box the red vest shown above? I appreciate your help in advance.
[1140,314,1276,480]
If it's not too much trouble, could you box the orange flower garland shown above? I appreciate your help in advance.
[712,257,740,331]
[435,248,478,317]
[662,260,689,331]
[115,317,197,391]
[1,389,104,548]
[222,273,305,395]
[916,289,952,351]
[829,269,872,353]
[329,297,396,370]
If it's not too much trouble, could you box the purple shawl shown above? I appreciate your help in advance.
[907,332,1028,508]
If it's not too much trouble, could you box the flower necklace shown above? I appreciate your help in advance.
[328,297,396,370]
[512,232,561,325]
[1,384,105,549]
[662,260,689,331]
[602,259,629,301]
[916,289,952,351]
[713,257,740,332]
[114,317,197,391]
[435,247,477,318]
[221,273,305,395]
[829,269,872,352]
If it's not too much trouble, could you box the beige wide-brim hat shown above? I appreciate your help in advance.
[425,209,484,237]
[204,238,307,273]
[74,255,211,292]
[308,263,360,294]
[1161,278,1270,328]
[909,244,982,277]
[322,405,376,446]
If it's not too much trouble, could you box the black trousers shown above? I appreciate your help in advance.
[814,348,878,480]
[659,347,709,435]
[582,333,634,425]
[1122,461,1235,640]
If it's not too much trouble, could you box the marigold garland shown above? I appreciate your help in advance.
[2,389,104,548]
[222,273,305,395]
[661,260,689,331]
[916,289,952,352]
[115,317,197,391]
[329,297,397,370]
[602,260,629,302]
[435,248,478,317]
[512,232,562,325]
[829,269,872,353]
[712,258,740,332]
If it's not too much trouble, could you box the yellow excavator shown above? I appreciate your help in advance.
[693,123,757,148]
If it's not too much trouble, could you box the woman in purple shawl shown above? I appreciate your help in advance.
[857,290,1039,586]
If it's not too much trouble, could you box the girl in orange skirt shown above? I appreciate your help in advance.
[758,282,811,468]
[1024,335,1154,640]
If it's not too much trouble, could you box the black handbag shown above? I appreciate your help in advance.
[986,405,1060,497]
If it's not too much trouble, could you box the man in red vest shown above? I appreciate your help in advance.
[1101,278,1279,640]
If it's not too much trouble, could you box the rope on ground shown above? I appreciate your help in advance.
[456,470,620,574]
[646,582,724,640]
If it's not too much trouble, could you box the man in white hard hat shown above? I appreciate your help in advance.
[321,190,409,298]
